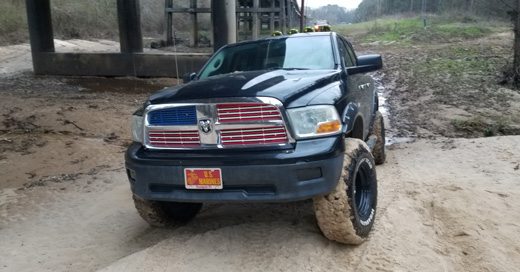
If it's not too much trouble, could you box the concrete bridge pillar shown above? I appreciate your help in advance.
[211,0,237,51]
[26,0,55,73]
[117,0,143,53]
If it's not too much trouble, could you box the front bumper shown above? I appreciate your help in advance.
[125,136,345,203]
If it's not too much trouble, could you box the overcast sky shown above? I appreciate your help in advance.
[303,0,362,10]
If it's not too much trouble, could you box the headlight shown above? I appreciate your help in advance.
[132,115,144,143]
[287,105,342,139]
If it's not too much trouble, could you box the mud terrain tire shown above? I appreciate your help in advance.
[313,139,378,244]
[133,194,202,227]
[370,111,386,165]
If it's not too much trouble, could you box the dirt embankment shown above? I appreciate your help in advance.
[1,37,520,272]
[371,31,520,139]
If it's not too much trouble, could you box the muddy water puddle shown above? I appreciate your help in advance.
[374,75,415,146]
[64,77,179,94]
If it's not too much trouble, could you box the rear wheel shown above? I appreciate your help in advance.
[133,194,202,227]
[370,111,386,165]
[313,139,378,244]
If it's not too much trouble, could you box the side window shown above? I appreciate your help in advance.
[337,37,354,67]
[344,40,358,67]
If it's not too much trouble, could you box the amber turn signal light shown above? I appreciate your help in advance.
[317,121,341,134]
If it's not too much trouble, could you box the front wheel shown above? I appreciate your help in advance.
[133,194,202,228]
[313,139,378,244]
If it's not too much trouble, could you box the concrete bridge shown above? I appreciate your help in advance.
[26,0,303,77]
[166,0,303,47]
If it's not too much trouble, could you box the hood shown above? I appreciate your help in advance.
[148,69,341,108]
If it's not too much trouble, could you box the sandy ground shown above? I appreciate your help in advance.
[1,39,520,272]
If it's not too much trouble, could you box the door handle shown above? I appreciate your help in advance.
[358,83,371,90]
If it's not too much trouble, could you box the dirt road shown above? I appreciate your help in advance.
[1,39,520,272]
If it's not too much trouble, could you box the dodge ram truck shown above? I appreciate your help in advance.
[126,32,385,244]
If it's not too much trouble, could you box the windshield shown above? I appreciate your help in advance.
[199,36,335,79]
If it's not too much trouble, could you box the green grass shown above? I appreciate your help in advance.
[436,25,489,38]
[0,1,25,33]
[335,16,504,45]
[0,0,28,44]
[452,115,515,137]
[452,116,487,131]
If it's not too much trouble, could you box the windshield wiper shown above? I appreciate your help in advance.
[266,67,310,71]
[283,67,310,70]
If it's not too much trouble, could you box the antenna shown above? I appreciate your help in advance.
[172,27,180,85]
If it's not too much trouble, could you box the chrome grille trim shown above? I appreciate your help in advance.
[220,127,287,134]
[220,126,289,145]
[217,103,282,122]
[148,130,201,146]
[143,97,294,150]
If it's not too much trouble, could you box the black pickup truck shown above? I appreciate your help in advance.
[126,32,385,244]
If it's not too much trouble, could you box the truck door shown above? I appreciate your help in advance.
[338,37,374,140]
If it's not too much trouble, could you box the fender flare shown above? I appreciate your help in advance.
[341,102,359,134]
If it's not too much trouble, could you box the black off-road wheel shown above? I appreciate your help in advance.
[370,111,386,165]
[133,194,202,228]
[313,139,378,244]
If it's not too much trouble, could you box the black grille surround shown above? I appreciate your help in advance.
[143,98,295,149]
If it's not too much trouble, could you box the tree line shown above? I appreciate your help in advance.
[306,1,516,25]
[355,0,514,22]
[306,5,357,25]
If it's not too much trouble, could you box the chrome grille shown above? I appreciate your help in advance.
[148,130,201,147]
[220,126,288,145]
[217,103,282,122]
[143,98,293,149]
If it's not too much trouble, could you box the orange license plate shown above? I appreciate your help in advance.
[184,168,223,189]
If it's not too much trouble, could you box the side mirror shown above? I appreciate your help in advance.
[182,72,197,83]
[346,54,383,75]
